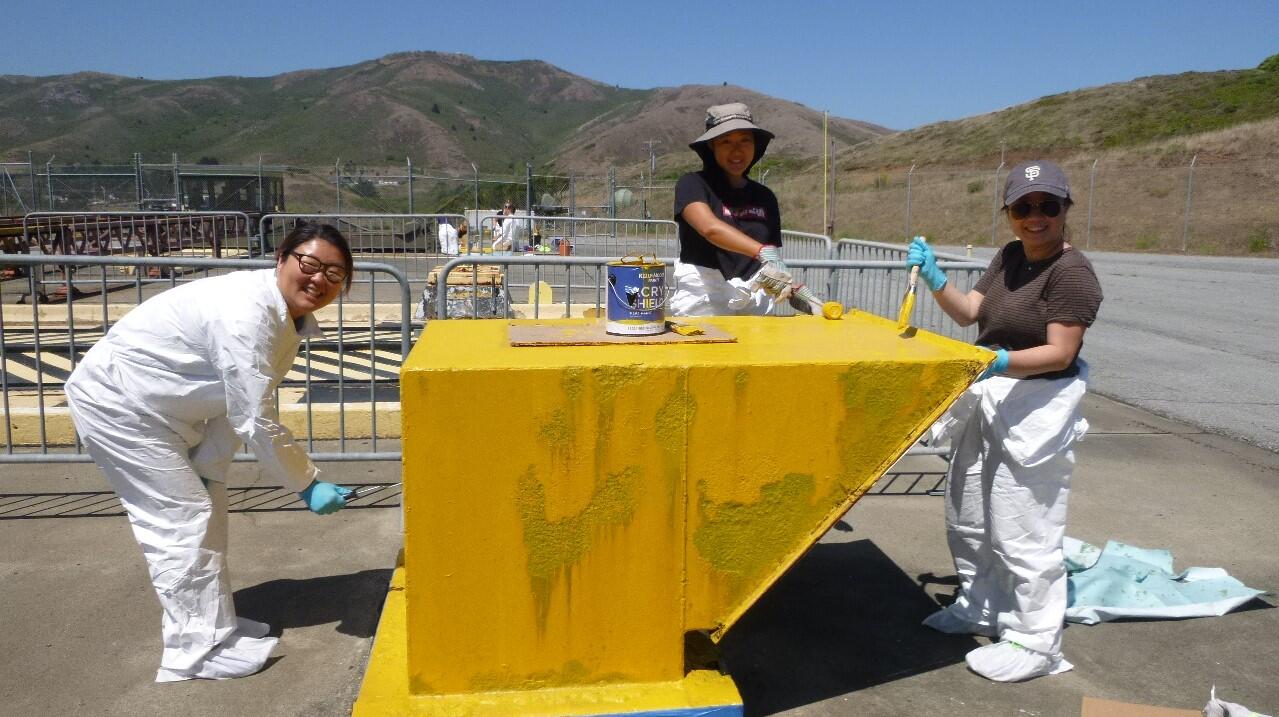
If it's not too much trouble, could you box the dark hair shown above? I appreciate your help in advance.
[275,222,354,291]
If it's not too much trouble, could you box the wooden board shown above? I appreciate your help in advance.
[428,265,503,287]
[508,320,736,346]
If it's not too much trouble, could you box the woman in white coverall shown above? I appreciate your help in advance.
[65,222,356,682]
[670,102,818,315]
[910,160,1103,682]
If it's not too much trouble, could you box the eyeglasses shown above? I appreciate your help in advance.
[1009,199,1063,219]
[290,252,348,283]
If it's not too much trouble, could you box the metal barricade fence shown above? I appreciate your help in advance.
[0,254,412,463]
[780,230,834,260]
[467,217,678,313]
[832,239,985,342]
[431,255,986,343]
[19,211,255,303]
[259,211,466,279]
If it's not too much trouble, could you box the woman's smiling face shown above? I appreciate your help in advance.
[1007,191,1069,249]
[711,130,756,180]
[276,239,346,319]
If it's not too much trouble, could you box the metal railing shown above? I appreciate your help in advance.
[259,211,466,272]
[780,229,834,260]
[430,254,988,343]
[0,254,412,463]
[14,211,256,302]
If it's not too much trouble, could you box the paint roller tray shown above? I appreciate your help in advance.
[508,319,736,346]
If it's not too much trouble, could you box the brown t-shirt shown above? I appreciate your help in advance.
[973,242,1103,380]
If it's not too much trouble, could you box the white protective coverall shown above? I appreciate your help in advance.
[64,268,324,682]
[925,361,1089,680]
[669,260,777,317]
[491,215,524,252]
[437,222,459,255]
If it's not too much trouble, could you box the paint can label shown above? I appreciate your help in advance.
[606,257,666,335]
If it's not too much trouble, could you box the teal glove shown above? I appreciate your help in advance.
[979,348,1010,380]
[907,237,947,292]
[299,480,351,515]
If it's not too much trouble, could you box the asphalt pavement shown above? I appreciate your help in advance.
[939,247,1279,452]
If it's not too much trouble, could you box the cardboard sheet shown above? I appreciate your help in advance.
[508,320,735,346]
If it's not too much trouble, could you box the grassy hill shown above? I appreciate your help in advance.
[840,54,1279,169]
[2,52,1276,255]
[0,52,887,173]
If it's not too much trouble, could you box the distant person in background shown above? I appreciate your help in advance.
[670,102,815,315]
[438,218,466,255]
[910,160,1103,682]
[492,201,520,252]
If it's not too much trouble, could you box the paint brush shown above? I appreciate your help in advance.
[344,483,401,501]
[897,238,923,332]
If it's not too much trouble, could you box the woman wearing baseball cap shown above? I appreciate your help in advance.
[670,102,802,315]
[908,160,1103,682]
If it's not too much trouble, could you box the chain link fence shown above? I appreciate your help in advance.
[5,154,1275,255]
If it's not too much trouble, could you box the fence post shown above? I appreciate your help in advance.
[608,167,616,220]
[335,159,342,213]
[569,174,577,244]
[257,156,265,213]
[172,153,181,208]
[471,162,479,220]
[904,163,916,239]
[1085,158,1098,249]
[990,160,1004,246]
[525,163,533,216]
[46,157,55,210]
[406,157,414,214]
[1181,154,1197,252]
[29,151,37,211]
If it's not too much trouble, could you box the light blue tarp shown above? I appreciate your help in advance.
[1064,538,1267,625]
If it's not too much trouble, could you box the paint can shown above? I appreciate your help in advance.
[605,256,666,335]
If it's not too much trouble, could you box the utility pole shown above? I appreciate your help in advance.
[823,111,829,235]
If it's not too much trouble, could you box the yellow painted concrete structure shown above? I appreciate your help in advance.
[356,313,990,716]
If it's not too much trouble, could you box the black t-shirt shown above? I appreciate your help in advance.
[974,241,1104,379]
[673,170,782,281]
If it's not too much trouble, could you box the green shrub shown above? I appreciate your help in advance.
[1134,232,1158,251]
[1247,226,1271,253]
[966,179,984,194]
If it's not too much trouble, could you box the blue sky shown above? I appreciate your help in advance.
[6,1,1277,130]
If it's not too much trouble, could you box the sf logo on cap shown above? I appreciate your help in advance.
[1025,166,1041,181]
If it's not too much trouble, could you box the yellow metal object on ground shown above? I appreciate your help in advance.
[821,301,844,320]
[358,313,988,716]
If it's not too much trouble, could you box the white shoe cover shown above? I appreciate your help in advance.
[154,633,278,682]
[965,641,1073,682]
[922,607,998,638]
[235,616,271,639]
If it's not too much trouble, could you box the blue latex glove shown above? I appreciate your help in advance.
[906,236,947,292]
[979,348,1010,380]
[299,480,351,515]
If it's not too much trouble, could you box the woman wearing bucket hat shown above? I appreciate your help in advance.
[670,102,805,315]
[908,160,1103,682]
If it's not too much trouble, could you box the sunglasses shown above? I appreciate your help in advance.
[290,252,349,283]
[1008,199,1063,219]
